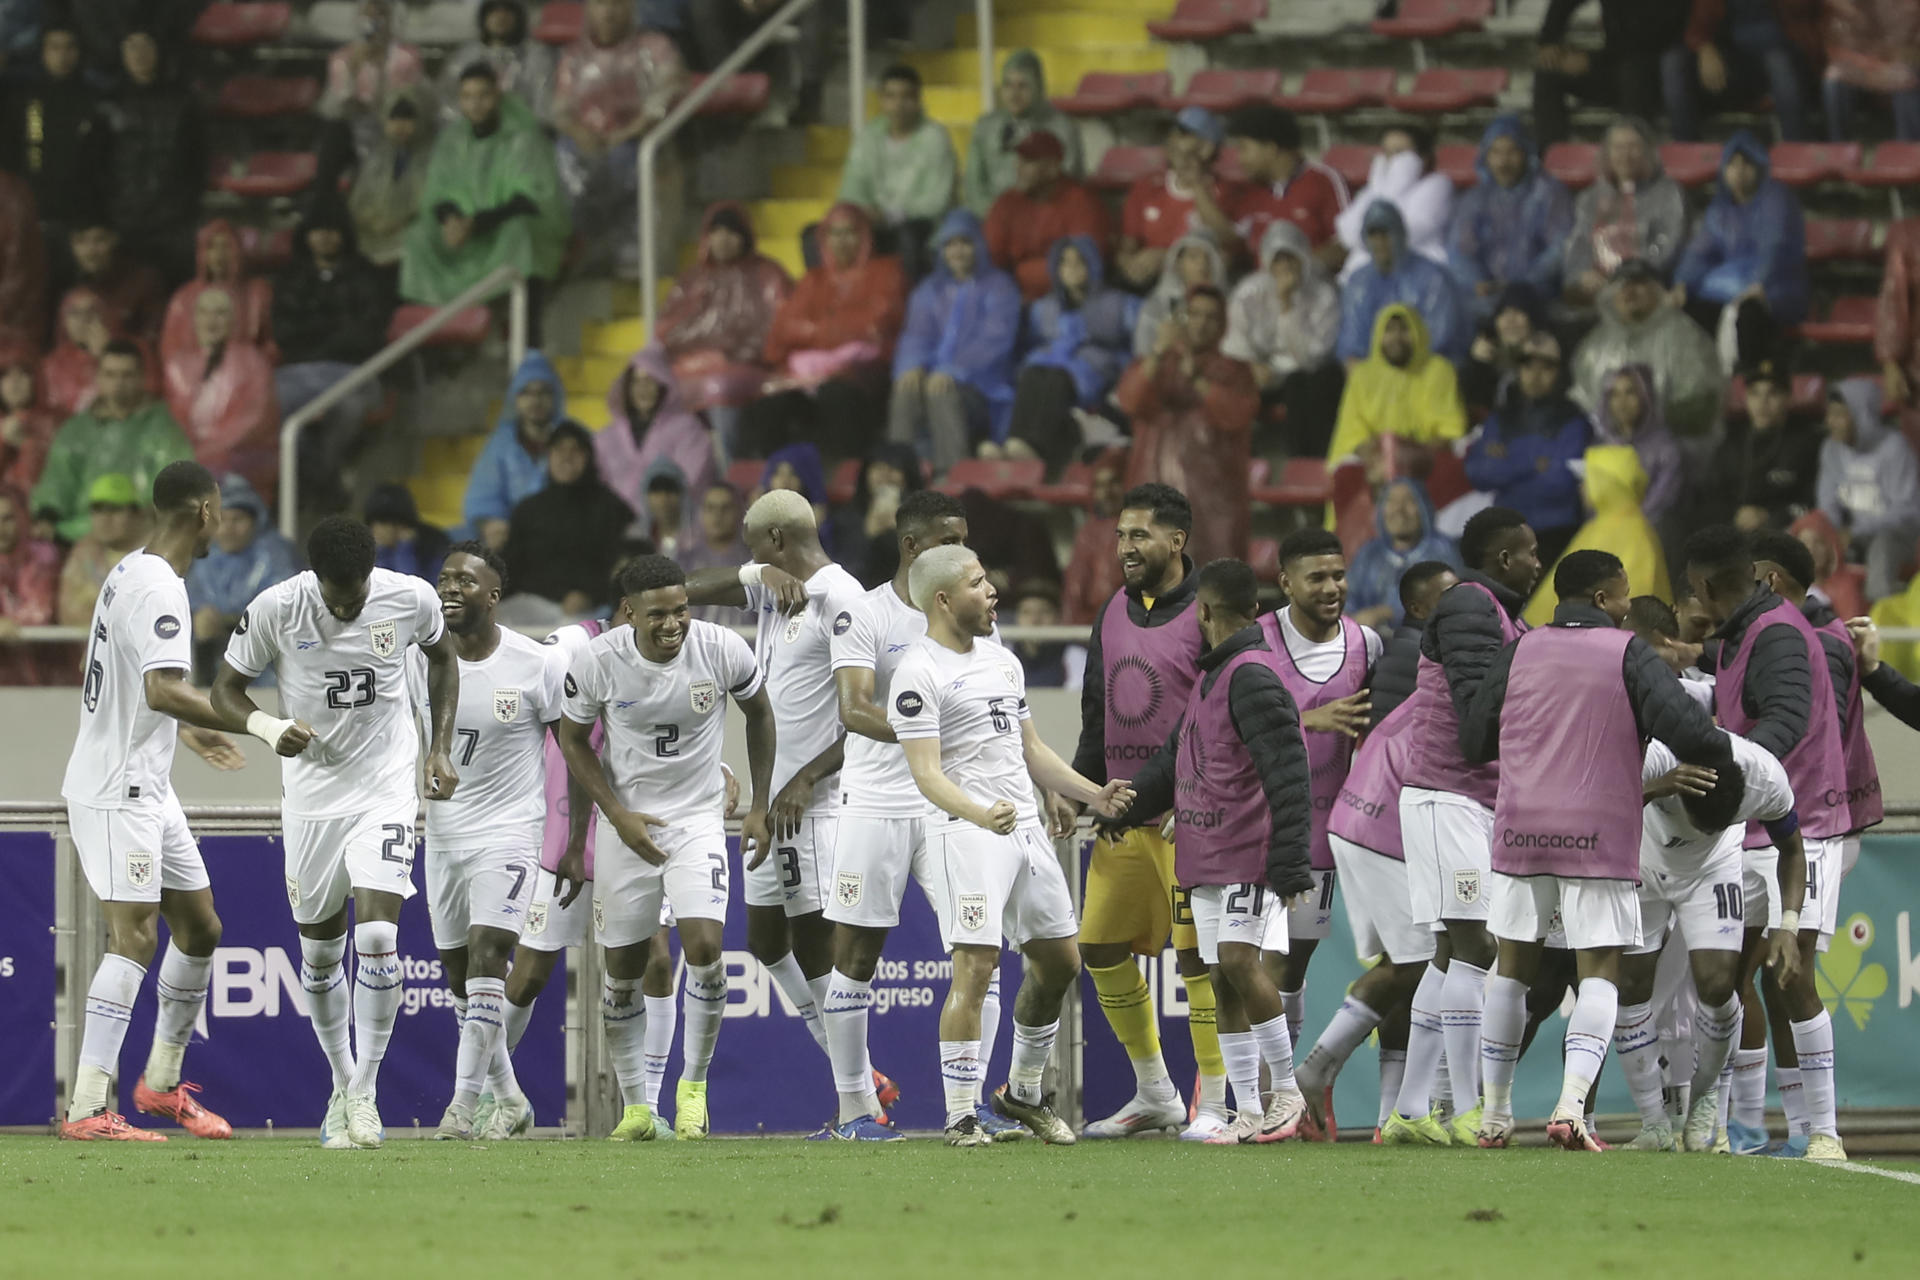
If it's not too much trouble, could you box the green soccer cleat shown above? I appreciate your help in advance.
[675,1080,710,1140]
[1681,1090,1719,1152]
[1381,1110,1452,1146]
[1805,1134,1848,1162]
[470,1093,496,1138]
[608,1104,657,1141]
[1626,1123,1677,1152]
[1449,1105,1485,1148]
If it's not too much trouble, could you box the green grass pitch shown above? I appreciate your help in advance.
[1,1136,1913,1279]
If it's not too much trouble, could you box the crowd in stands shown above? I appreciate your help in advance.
[5,0,1920,691]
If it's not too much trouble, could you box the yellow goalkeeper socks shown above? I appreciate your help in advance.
[1089,960,1163,1067]
[1184,969,1226,1079]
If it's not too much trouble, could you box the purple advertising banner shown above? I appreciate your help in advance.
[115,833,566,1130]
[0,832,57,1126]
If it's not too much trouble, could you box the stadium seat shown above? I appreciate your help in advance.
[240,226,294,273]
[1321,144,1379,192]
[1804,218,1876,263]
[1055,72,1172,116]
[1248,536,1281,581]
[1276,68,1396,115]
[1092,145,1167,190]
[826,458,861,507]
[1146,0,1266,42]
[1768,142,1860,188]
[728,458,765,496]
[1372,0,1492,39]
[211,152,317,198]
[938,459,1044,500]
[685,72,771,116]
[1423,444,1472,511]
[1179,68,1280,114]
[1657,142,1721,187]
[1725,372,1827,417]
[1542,141,1598,189]
[1252,458,1332,508]
[1435,143,1478,188]
[1795,297,1876,345]
[215,75,321,120]
[1033,461,1095,508]
[191,3,291,47]
[1386,68,1508,115]
[1846,141,1920,187]
[386,305,492,348]
[534,2,583,45]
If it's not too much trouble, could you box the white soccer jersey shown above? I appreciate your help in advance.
[562,619,761,824]
[887,635,1036,824]
[62,550,193,809]
[744,563,866,808]
[224,568,444,817]
[831,582,1001,818]
[412,628,567,848]
[1641,730,1794,877]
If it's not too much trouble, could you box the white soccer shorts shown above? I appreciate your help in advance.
[282,797,418,925]
[744,810,836,915]
[1401,787,1493,928]
[69,796,208,905]
[593,814,729,949]
[1330,834,1435,965]
[1632,853,1746,956]
[1194,883,1278,964]
[1489,872,1642,951]
[1741,845,1783,932]
[520,865,591,953]
[426,828,542,951]
[824,813,937,929]
[1277,868,1336,945]
[1804,835,1845,951]
[929,818,1076,950]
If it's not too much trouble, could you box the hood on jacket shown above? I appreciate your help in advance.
[1474,113,1539,188]
[544,421,603,489]
[194,219,247,285]
[0,338,43,403]
[1259,218,1324,283]
[697,199,758,261]
[1360,200,1410,270]
[643,453,688,495]
[763,442,828,505]
[927,208,995,283]
[217,472,268,524]
[607,344,687,431]
[477,0,529,43]
[1046,233,1106,296]
[1152,230,1227,303]
[1490,281,1546,332]
[1582,444,1649,515]
[294,195,361,261]
[364,481,422,527]
[498,349,567,435]
[816,201,876,275]
[1000,48,1048,115]
[1830,376,1890,452]
[1716,130,1772,199]
[1599,115,1665,191]
[54,286,108,346]
[1373,476,1439,543]
[1367,301,1431,367]
[1595,363,1672,445]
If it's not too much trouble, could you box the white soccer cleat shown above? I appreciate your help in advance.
[1805,1134,1848,1162]
[345,1092,385,1149]
[432,1106,473,1141]
[1682,1089,1720,1153]
[1203,1110,1261,1145]
[1546,1109,1605,1153]
[1179,1112,1232,1143]
[1081,1091,1186,1139]
[1255,1089,1307,1144]
[483,1093,535,1140]
[320,1089,353,1151]
[1625,1123,1676,1152]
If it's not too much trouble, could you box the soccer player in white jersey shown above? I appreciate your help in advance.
[558,555,777,1140]
[888,546,1134,1146]
[680,490,877,1086]
[404,543,568,1140]
[212,516,462,1150]
[59,462,251,1141]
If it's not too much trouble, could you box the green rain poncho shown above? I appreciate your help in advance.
[31,401,194,543]
[962,49,1082,217]
[400,93,569,304]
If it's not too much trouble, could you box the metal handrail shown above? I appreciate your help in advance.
[275,263,528,540]
[1,623,1102,645]
[977,0,994,122]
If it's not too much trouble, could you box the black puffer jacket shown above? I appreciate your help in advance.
[1707,586,1812,762]
[103,78,204,233]
[1370,622,1424,727]
[1421,567,1529,730]
[1461,602,1734,771]
[273,200,394,366]
[1122,625,1314,899]
[1540,0,1689,56]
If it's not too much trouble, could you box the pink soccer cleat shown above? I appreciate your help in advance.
[1546,1112,1606,1153]
[134,1077,233,1139]
[61,1111,167,1142]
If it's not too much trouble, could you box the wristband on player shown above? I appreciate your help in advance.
[1780,909,1801,933]
[246,710,295,746]
[738,563,766,587]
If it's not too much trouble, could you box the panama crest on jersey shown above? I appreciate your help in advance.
[369,619,398,657]
[689,679,718,715]
[782,613,805,644]
[1454,868,1482,905]
[493,688,522,723]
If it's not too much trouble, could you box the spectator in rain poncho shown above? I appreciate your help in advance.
[161,287,280,502]
[963,49,1081,216]
[349,92,435,269]
[1823,0,1920,141]
[1570,258,1725,441]
[1336,201,1468,365]
[1008,236,1139,474]
[1592,363,1684,532]
[160,220,275,367]
[1335,124,1454,283]
[0,344,59,495]
[1563,116,1689,304]
[1523,444,1671,626]
[1673,130,1808,363]
[463,349,576,549]
[1465,331,1593,567]
[595,345,719,519]
[437,0,556,124]
[1817,377,1920,601]
[1445,115,1573,322]
[1132,230,1229,360]
[1345,477,1461,629]
[1328,303,1467,467]
[1222,218,1344,456]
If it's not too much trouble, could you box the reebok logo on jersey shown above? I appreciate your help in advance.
[833,611,852,636]
[296,639,319,650]
[887,643,910,653]
[153,615,181,640]
[615,699,637,709]
[895,690,924,717]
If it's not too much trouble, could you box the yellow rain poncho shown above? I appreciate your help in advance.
[1525,444,1670,625]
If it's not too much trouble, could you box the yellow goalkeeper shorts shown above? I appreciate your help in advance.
[1079,827,1197,955]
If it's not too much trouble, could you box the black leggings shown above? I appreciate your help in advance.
[737,378,883,461]
[1007,366,1082,474]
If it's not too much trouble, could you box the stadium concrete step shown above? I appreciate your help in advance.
[553,353,631,397]
[410,433,489,529]
[584,316,649,358]
[906,46,1170,93]
[746,197,834,242]
[994,0,1174,15]
[957,11,1158,48]
[771,163,844,200]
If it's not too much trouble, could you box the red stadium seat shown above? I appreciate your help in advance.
[1804,218,1876,263]
[728,458,765,496]
[1657,142,1721,187]
[1796,297,1876,345]
[1846,141,1920,187]
[685,72,770,116]
[1248,537,1281,581]
[826,458,861,507]
[938,459,1044,500]
[1321,144,1379,192]
[1725,373,1827,417]
[1092,145,1167,190]
[210,152,317,198]
[1387,68,1508,115]
[534,2,583,45]
[1276,68,1396,114]
[386,305,492,348]
[1372,0,1492,39]
[1033,461,1096,508]
[1180,68,1280,114]
[1768,142,1860,188]
[191,3,291,48]
[1435,143,1479,188]
[1252,458,1331,508]
[1542,142,1598,189]
[1055,72,1172,115]
[1146,0,1267,42]
[215,75,321,120]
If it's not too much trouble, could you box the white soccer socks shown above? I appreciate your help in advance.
[1008,1019,1061,1105]
[1278,987,1306,1054]
[1377,1049,1407,1130]
[1393,963,1448,1118]
[979,969,1004,1082]
[680,961,727,1085]
[1790,1009,1839,1139]
[764,952,828,1053]
[1439,960,1488,1113]
[601,976,649,1102]
[486,997,536,1100]
[643,994,678,1112]
[347,921,403,1095]
[1249,1015,1299,1096]
[940,1039,982,1125]
[1611,1000,1669,1130]
[1219,1030,1261,1118]
[453,977,507,1113]
[1558,977,1618,1117]
[1477,974,1528,1122]
[147,944,212,1092]
[298,933,354,1091]
[68,953,145,1121]
[1730,1046,1769,1130]
[1301,994,1384,1086]
[823,970,879,1124]
[1690,996,1741,1104]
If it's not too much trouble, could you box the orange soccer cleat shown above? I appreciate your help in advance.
[61,1111,168,1141]
[134,1077,233,1139]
